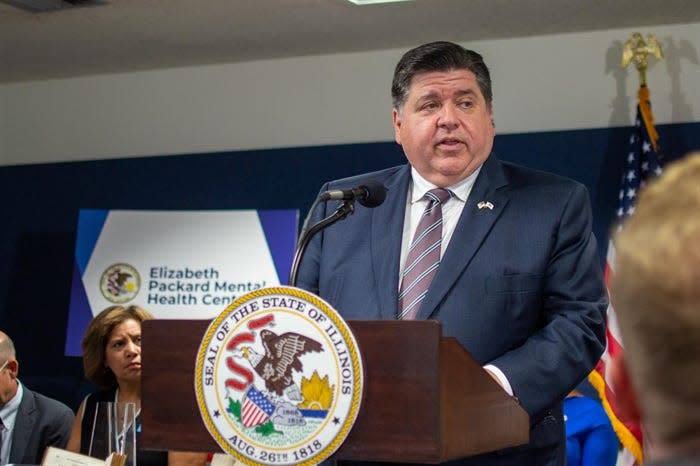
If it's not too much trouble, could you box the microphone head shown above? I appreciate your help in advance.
[358,180,387,208]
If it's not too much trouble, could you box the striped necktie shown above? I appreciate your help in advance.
[398,188,452,319]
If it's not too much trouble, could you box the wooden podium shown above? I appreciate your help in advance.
[141,319,528,463]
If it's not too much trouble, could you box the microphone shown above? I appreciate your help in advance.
[289,180,386,286]
[318,180,387,208]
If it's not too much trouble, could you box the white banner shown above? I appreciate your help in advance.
[66,209,298,356]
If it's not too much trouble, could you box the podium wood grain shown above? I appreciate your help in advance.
[141,319,218,452]
[141,319,528,462]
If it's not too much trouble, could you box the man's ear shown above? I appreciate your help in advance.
[392,108,402,145]
[6,359,19,379]
[610,354,641,423]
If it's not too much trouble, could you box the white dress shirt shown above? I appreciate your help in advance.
[0,381,23,466]
[399,166,514,396]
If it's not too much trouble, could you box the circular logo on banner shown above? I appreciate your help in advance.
[99,263,141,303]
[194,286,364,466]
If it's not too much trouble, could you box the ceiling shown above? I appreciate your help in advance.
[1,0,699,83]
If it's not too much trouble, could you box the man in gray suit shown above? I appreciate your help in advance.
[0,331,74,465]
[298,41,606,465]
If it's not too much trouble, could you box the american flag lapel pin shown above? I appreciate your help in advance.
[477,201,494,210]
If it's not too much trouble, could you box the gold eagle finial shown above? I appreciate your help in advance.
[621,32,664,87]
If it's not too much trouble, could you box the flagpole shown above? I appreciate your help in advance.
[589,32,665,466]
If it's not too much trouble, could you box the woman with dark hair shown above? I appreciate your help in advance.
[65,305,206,466]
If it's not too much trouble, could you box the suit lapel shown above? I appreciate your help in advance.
[9,387,36,463]
[371,165,411,320]
[415,156,510,320]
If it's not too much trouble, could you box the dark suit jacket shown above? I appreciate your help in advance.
[297,156,607,465]
[9,384,74,465]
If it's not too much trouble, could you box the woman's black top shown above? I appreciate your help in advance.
[80,387,168,466]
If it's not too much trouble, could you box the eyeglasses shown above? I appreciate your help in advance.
[0,360,8,372]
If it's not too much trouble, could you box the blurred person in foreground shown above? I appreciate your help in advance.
[65,305,207,466]
[0,330,74,464]
[297,40,607,465]
[611,152,700,466]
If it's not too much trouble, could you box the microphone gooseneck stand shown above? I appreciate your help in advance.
[288,200,355,287]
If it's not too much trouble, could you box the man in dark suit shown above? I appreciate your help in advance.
[0,331,74,465]
[297,41,607,465]
[610,153,700,466]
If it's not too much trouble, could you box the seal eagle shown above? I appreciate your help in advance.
[239,329,323,400]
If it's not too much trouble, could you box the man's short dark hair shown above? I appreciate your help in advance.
[391,41,492,112]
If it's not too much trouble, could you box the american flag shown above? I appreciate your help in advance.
[241,386,276,428]
[589,86,662,466]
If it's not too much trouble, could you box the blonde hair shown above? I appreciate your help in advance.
[612,152,700,445]
[81,305,154,388]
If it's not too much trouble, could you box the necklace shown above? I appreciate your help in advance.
[113,388,141,456]
[113,388,142,416]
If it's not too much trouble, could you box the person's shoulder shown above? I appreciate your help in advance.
[493,159,589,206]
[24,387,74,416]
[84,387,116,404]
[324,164,407,189]
[499,159,583,189]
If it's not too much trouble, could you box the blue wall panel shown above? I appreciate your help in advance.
[0,122,697,410]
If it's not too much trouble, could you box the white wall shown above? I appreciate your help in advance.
[1,22,698,166]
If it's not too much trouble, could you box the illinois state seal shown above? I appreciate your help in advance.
[99,262,140,304]
[195,286,364,465]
